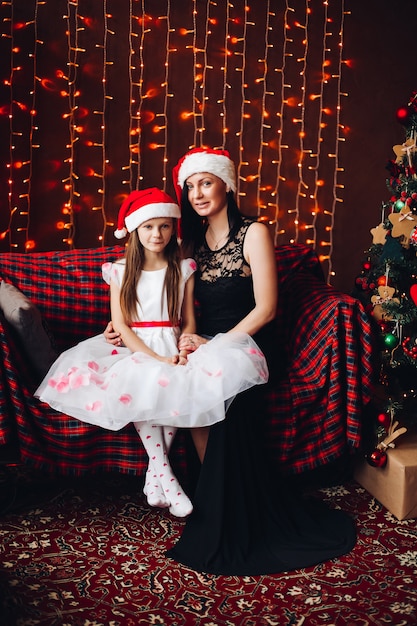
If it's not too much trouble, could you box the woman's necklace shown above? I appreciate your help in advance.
[207,226,229,250]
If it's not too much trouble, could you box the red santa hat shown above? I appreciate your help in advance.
[114,187,180,239]
[172,147,236,203]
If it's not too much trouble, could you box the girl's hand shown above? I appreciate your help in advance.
[178,333,208,352]
[177,349,191,365]
[170,351,190,365]
[104,321,123,346]
[157,355,179,365]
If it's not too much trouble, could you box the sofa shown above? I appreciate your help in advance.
[0,243,375,479]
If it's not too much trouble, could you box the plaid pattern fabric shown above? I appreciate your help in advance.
[0,244,374,476]
[266,266,375,473]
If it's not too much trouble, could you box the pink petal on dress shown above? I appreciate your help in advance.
[158,376,170,387]
[119,394,132,405]
[86,400,102,412]
[247,347,263,357]
[90,372,104,385]
[70,373,90,389]
[88,361,100,372]
[50,373,70,392]
[202,368,222,377]
[56,379,70,393]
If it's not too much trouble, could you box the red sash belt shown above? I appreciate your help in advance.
[129,321,179,328]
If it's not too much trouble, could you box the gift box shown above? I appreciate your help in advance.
[354,432,417,520]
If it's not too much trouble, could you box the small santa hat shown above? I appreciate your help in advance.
[114,187,180,239]
[172,147,236,203]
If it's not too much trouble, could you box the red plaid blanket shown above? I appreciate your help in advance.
[0,244,374,476]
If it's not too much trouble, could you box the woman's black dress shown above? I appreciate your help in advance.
[167,219,356,575]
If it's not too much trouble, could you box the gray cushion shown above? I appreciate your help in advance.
[0,281,58,379]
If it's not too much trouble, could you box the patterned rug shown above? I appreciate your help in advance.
[0,465,416,626]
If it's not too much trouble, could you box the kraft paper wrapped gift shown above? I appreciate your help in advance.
[354,433,417,521]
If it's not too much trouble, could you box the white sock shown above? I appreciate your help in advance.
[134,423,192,518]
[142,426,177,508]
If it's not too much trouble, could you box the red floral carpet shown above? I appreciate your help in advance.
[0,466,416,626]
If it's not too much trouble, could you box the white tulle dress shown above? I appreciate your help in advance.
[35,258,268,431]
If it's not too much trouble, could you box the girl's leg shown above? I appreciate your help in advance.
[142,426,178,508]
[134,422,192,518]
[143,461,169,509]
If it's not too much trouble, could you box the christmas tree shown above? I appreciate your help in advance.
[354,91,417,467]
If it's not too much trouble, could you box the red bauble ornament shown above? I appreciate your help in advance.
[396,105,411,125]
[410,284,417,306]
[377,276,388,286]
[363,261,371,271]
[367,448,387,468]
[377,412,391,430]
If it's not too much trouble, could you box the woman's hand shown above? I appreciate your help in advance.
[178,333,208,352]
[103,321,123,346]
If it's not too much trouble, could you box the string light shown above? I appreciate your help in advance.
[159,4,171,186]
[127,0,146,189]
[236,0,249,198]
[62,0,80,247]
[95,0,111,244]
[0,0,351,282]
[3,0,44,249]
[220,0,231,144]
[256,1,272,221]
[324,0,347,276]
[191,0,202,145]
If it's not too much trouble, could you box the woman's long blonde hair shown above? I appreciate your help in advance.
[119,225,182,325]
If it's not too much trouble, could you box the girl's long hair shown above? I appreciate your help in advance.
[119,225,182,325]
[180,186,244,256]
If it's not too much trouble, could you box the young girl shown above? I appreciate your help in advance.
[35,187,268,519]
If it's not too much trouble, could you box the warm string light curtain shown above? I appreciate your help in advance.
[0,0,351,280]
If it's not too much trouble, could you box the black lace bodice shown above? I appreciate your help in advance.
[194,219,255,336]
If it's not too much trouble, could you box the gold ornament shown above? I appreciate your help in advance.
[388,209,416,248]
[393,137,417,165]
[371,285,400,321]
[370,223,388,245]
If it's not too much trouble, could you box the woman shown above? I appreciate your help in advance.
[106,148,356,575]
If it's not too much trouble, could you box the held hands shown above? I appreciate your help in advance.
[148,351,190,366]
[176,351,189,366]
[152,335,207,364]
[103,321,192,365]
[178,333,208,352]
[158,354,183,365]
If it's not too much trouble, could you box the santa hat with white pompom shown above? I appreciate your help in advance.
[172,147,236,204]
[114,187,180,239]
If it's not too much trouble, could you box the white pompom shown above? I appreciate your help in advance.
[114,227,127,239]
